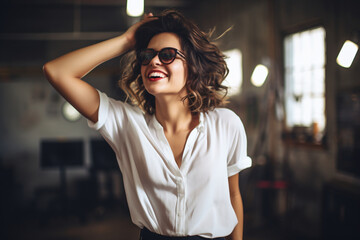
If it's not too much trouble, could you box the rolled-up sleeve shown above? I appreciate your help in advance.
[226,114,252,177]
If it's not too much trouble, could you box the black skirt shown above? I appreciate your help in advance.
[139,228,227,240]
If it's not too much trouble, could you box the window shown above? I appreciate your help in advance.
[224,49,243,96]
[284,27,326,142]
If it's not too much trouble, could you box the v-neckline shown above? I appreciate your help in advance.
[149,112,204,170]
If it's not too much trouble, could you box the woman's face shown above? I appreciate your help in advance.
[140,32,187,99]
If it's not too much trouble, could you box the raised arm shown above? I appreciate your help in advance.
[43,13,154,123]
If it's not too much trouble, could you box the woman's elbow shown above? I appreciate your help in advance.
[43,62,54,82]
[43,62,62,84]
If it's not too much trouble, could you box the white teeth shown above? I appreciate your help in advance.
[149,72,166,78]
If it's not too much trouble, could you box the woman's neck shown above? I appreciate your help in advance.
[154,96,195,134]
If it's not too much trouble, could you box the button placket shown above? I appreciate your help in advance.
[175,176,186,234]
[174,116,204,234]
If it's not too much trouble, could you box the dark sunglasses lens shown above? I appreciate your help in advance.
[159,48,176,63]
[139,50,156,65]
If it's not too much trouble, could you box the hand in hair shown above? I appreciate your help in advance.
[124,13,157,50]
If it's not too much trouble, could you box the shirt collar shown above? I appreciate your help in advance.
[148,112,204,132]
[149,113,163,130]
[197,112,204,132]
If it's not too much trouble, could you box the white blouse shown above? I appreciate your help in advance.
[88,90,251,238]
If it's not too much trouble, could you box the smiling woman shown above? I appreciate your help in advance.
[140,32,188,101]
[121,10,229,115]
[43,9,250,240]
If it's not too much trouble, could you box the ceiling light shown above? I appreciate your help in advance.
[62,102,81,122]
[336,40,358,68]
[126,0,144,17]
[251,64,268,87]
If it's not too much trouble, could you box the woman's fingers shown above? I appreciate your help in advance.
[144,12,154,19]
[124,13,157,49]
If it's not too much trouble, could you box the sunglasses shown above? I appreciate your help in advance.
[138,47,186,65]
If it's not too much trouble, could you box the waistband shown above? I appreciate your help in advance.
[140,228,226,240]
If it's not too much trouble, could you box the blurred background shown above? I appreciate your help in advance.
[1,0,359,239]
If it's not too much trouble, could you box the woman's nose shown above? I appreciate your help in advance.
[149,53,162,66]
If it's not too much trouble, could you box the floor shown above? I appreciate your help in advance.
[5,207,140,240]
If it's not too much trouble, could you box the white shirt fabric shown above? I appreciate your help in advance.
[88,90,251,238]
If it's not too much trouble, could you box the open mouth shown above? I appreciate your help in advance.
[148,71,168,81]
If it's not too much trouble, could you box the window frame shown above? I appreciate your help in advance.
[281,23,327,148]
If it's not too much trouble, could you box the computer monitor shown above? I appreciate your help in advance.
[40,139,84,168]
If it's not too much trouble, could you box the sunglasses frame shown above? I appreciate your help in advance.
[138,47,186,66]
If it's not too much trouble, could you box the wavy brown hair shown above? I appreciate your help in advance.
[120,10,229,115]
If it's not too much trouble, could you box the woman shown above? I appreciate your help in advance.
[43,10,249,240]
